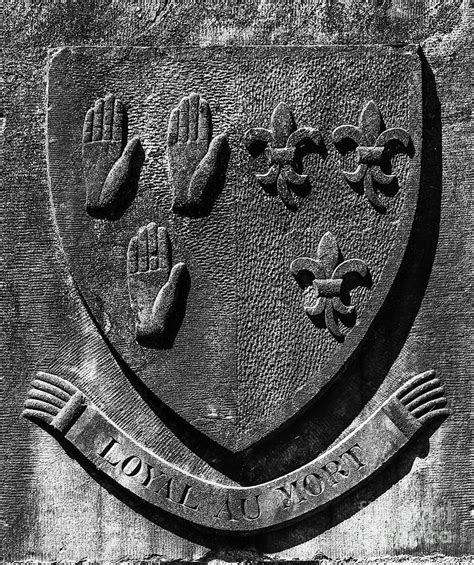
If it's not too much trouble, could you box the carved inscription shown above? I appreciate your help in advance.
[167,92,229,217]
[97,433,365,521]
[98,436,201,511]
[290,232,370,340]
[332,100,411,211]
[274,445,365,509]
[82,95,144,220]
[244,102,322,209]
[127,223,189,348]
[23,370,448,532]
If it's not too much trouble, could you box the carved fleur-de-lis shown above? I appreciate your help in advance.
[290,232,369,340]
[332,101,411,211]
[244,102,322,209]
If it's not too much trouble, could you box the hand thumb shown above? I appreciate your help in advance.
[188,134,229,212]
[152,262,188,322]
[100,136,144,215]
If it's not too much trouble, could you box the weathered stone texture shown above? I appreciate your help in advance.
[2,0,473,562]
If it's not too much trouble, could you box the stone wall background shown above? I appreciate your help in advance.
[2,0,473,561]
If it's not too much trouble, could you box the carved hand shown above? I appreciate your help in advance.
[167,93,228,216]
[82,94,144,220]
[127,223,188,348]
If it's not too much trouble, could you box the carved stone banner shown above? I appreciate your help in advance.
[44,46,422,453]
[24,371,448,533]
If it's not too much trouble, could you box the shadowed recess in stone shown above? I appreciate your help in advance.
[290,232,371,341]
[167,92,229,217]
[127,223,190,348]
[82,94,145,220]
[332,100,412,212]
[243,101,323,210]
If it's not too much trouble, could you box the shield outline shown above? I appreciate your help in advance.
[45,45,423,452]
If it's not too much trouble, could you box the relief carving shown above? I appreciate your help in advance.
[23,371,87,433]
[332,100,411,211]
[167,92,229,217]
[290,232,370,340]
[243,102,323,209]
[22,370,448,533]
[40,45,441,535]
[82,94,144,220]
[127,223,189,348]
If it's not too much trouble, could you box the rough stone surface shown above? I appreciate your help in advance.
[2,0,473,562]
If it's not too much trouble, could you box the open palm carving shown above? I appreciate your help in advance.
[82,94,144,220]
[127,223,189,348]
[167,93,229,217]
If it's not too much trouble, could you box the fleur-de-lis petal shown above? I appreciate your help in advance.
[244,103,322,209]
[290,256,326,281]
[359,100,382,145]
[332,258,368,281]
[332,101,411,212]
[287,127,322,149]
[290,257,326,317]
[271,102,296,147]
[290,232,370,340]
[317,231,339,277]
[243,127,274,155]
[376,127,411,149]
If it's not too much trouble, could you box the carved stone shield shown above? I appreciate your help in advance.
[47,46,421,452]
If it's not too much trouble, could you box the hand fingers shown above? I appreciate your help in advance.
[178,96,189,142]
[129,224,172,274]
[205,132,226,160]
[194,133,227,180]
[147,222,158,270]
[30,378,71,402]
[188,92,200,141]
[83,95,124,144]
[198,97,211,143]
[170,93,212,145]
[127,235,138,274]
[167,107,179,145]
[112,98,124,142]
[157,226,171,273]
[82,108,94,143]
[138,226,148,271]
[92,98,104,141]
[35,371,77,395]
[120,135,141,158]
[103,94,115,140]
